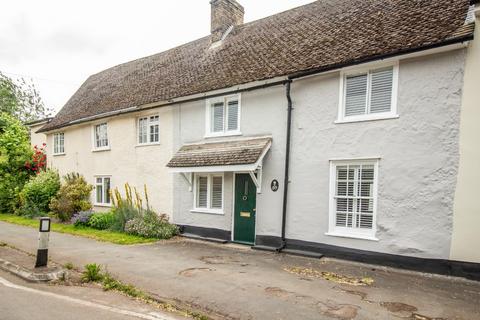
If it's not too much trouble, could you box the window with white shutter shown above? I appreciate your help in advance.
[211,176,223,209]
[193,173,224,214]
[328,159,379,240]
[227,99,239,131]
[338,64,398,123]
[197,176,208,208]
[212,102,224,133]
[345,74,368,117]
[206,94,241,136]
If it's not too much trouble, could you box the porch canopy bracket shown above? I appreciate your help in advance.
[167,137,272,194]
[249,166,262,194]
[180,172,193,191]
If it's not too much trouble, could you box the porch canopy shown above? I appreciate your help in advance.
[167,136,272,193]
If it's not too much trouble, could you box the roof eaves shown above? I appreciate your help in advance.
[39,24,475,134]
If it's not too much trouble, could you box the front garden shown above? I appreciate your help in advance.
[0,113,178,244]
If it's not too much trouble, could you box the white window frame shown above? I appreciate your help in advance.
[205,94,242,138]
[53,132,65,155]
[137,114,160,146]
[336,62,399,124]
[92,122,110,152]
[191,173,224,215]
[94,175,112,206]
[326,158,380,241]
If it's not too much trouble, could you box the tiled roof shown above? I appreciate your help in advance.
[40,0,474,132]
[167,137,272,168]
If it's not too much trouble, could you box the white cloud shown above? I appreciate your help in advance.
[0,0,314,113]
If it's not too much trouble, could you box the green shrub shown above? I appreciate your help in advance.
[109,206,139,232]
[125,210,178,239]
[0,113,34,212]
[82,263,102,282]
[50,173,93,222]
[88,211,115,230]
[14,203,42,218]
[18,169,60,216]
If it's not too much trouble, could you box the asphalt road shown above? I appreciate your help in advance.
[0,271,180,320]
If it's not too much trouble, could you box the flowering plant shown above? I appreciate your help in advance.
[71,210,94,227]
[25,143,47,173]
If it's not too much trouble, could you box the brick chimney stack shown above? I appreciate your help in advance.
[210,0,244,36]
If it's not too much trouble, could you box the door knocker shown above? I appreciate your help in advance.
[242,195,248,201]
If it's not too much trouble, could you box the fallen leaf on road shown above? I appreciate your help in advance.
[283,266,374,286]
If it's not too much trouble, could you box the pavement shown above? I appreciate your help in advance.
[0,268,184,320]
[1,221,480,320]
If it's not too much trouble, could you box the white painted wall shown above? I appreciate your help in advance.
[173,49,467,260]
[47,106,174,216]
[287,50,466,259]
[450,15,480,263]
[29,123,48,148]
[172,85,287,234]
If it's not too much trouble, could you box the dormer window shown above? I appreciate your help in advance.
[206,94,241,137]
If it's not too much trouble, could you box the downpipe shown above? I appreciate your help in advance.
[277,79,293,252]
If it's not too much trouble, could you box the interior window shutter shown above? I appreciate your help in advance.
[197,176,208,208]
[212,102,224,132]
[357,165,374,229]
[211,176,223,209]
[345,74,368,116]
[370,67,393,114]
[227,100,239,131]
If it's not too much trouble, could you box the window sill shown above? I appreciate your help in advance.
[190,208,224,215]
[325,231,379,242]
[204,131,242,139]
[335,114,399,124]
[92,147,111,152]
[94,203,112,208]
[53,153,66,157]
[135,142,161,148]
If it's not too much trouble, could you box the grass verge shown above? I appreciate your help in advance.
[0,214,157,245]
[80,263,209,320]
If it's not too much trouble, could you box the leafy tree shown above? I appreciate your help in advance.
[0,72,52,122]
[18,169,60,216]
[0,113,34,212]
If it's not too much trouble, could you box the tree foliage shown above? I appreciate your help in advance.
[0,72,52,122]
[18,169,60,216]
[0,113,34,212]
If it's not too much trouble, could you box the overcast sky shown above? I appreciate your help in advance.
[0,0,314,114]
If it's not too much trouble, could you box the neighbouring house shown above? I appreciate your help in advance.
[34,0,480,279]
[27,117,51,148]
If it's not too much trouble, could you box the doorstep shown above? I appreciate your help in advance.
[252,245,324,259]
[180,233,228,244]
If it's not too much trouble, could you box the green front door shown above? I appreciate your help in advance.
[233,173,257,244]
